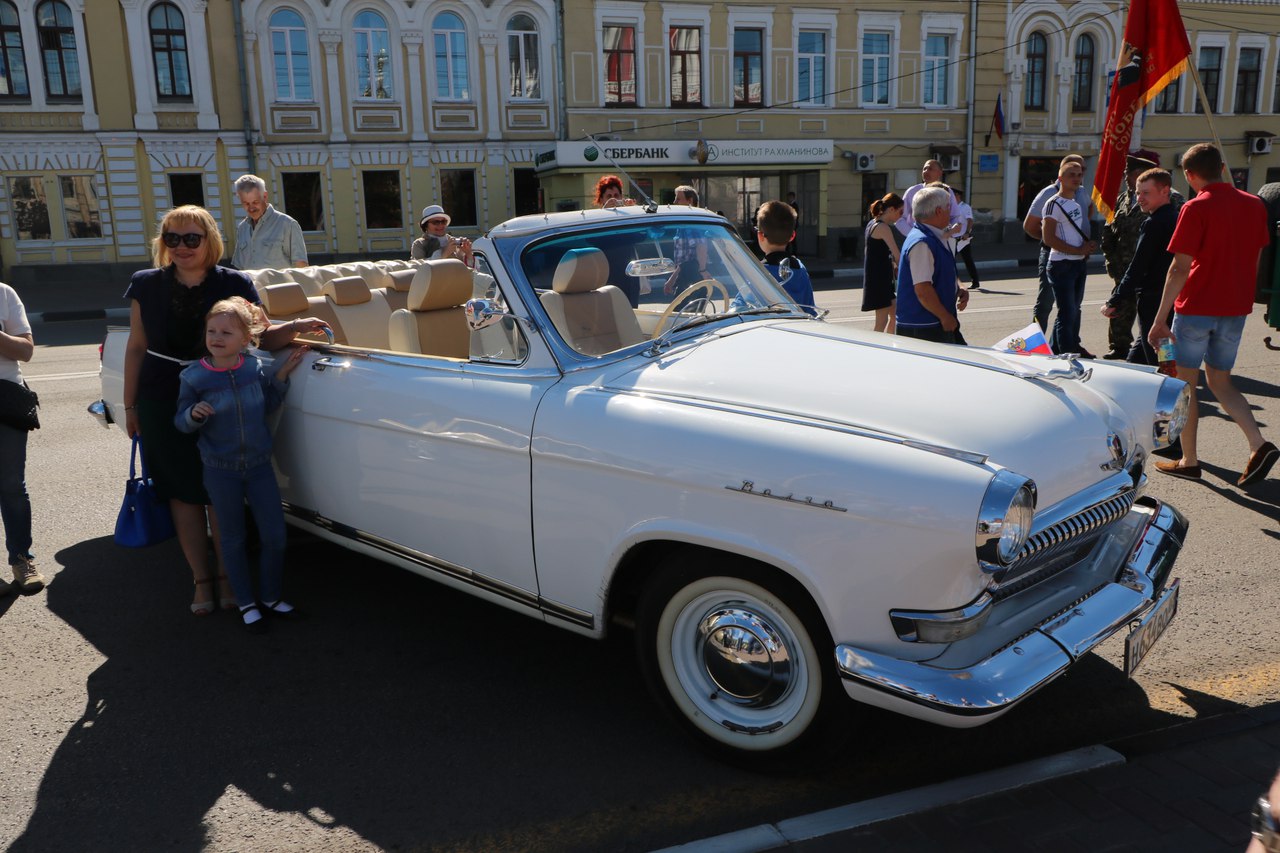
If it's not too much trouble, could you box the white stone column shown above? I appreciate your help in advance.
[480,31,501,141]
[118,0,157,129]
[404,33,428,141]
[1054,60,1072,136]
[320,31,347,142]
[68,0,99,129]
[186,0,220,129]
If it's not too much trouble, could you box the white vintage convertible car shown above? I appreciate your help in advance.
[96,206,1190,766]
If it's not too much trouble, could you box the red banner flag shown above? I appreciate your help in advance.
[1093,0,1191,222]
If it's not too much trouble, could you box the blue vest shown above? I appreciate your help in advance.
[895,223,957,328]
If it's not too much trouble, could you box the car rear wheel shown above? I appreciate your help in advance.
[636,558,848,768]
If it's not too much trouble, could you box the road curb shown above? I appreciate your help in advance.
[651,744,1124,853]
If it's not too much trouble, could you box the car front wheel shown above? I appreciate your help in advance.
[636,561,848,768]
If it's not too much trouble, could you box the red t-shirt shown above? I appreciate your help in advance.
[1166,182,1269,316]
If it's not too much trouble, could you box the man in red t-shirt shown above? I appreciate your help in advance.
[1148,143,1277,486]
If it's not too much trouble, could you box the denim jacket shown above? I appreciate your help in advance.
[175,354,288,471]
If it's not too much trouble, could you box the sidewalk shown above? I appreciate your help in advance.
[658,706,1280,853]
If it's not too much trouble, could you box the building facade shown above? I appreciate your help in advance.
[0,0,557,285]
[0,0,1278,283]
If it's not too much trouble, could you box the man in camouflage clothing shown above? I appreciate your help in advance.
[1100,153,1185,359]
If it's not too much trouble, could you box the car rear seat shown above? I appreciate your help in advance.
[288,266,328,295]
[387,259,473,358]
[381,268,416,312]
[259,282,347,344]
[323,276,392,350]
[246,268,296,288]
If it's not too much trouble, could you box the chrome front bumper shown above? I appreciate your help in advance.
[835,497,1186,720]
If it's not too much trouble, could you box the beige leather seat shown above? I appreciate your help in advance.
[387,259,473,358]
[259,282,346,344]
[381,268,416,312]
[288,266,328,295]
[539,248,644,355]
[323,276,391,349]
[247,268,295,288]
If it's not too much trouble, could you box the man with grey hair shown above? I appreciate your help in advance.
[664,184,709,295]
[895,185,968,344]
[231,174,308,270]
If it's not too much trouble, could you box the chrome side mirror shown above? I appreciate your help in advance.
[776,256,794,283]
[466,298,513,331]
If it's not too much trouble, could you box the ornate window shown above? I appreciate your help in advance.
[1025,31,1047,111]
[506,14,539,99]
[149,2,190,100]
[36,0,80,100]
[1236,47,1261,114]
[0,0,28,99]
[269,8,311,101]
[354,9,391,99]
[922,34,950,106]
[603,25,636,106]
[1072,34,1093,112]
[732,28,762,107]
[860,31,890,106]
[433,11,468,100]
[669,26,701,107]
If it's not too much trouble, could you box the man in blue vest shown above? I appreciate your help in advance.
[895,184,968,344]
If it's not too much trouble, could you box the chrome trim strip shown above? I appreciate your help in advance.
[836,497,1186,716]
[599,387,989,465]
[281,503,595,630]
[724,480,848,512]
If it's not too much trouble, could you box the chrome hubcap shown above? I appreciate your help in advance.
[697,608,793,707]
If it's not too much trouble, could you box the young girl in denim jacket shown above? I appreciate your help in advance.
[175,297,307,632]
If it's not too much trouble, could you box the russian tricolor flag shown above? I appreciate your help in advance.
[994,323,1053,355]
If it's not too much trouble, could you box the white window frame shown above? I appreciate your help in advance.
[793,9,836,109]
[1233,34,1270,116]
[920,13,962,108]
[268,7,314,103]
[504,11,543,102]
[857,12,900,109]
[431,8,471,102]
[726,6,773,107]
[596,2,644,108]
[1195,33,1229,115]
[662,5,710,107]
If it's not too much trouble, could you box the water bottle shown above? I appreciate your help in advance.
[1156,338,1177,376]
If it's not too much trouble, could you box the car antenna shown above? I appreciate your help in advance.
[584,132,659,213]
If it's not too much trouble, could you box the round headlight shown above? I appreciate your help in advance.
[976,470,1037,568]
[1153,377,1191,449]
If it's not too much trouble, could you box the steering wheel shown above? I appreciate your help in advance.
[651,279,732,339]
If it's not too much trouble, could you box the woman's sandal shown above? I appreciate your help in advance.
[190,578,215,616]
[216,574,237,611]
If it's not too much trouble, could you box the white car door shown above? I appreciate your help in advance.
[272,264,560,613]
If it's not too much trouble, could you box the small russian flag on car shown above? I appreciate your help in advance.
[994,323,1053,355]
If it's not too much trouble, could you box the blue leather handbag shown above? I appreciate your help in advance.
[114,435,176,548]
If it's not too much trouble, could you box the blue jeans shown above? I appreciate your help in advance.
[0,423,32,565]
[1047,258,1088,355]
[203,462,287,608]
[1033,244,1054,331]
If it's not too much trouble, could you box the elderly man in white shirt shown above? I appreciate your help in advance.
[231,174,308,271]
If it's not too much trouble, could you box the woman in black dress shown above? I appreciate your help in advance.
[861,193,904,333]
[122,206,327,614]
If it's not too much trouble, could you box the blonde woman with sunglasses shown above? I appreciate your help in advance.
[121,206,328,616]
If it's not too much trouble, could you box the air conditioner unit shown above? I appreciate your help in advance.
[1248,135,1273,155]
[853,153,876,171]
[941,153,963,171]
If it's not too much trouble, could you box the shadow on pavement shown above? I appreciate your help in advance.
[11,532,1234,852]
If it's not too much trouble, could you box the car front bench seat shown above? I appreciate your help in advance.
[539,247,644,356]
[387,259,474,358]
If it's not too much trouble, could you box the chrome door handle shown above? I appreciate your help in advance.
[311,357,351,372]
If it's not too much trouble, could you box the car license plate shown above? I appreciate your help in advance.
[1125,578,1179,678]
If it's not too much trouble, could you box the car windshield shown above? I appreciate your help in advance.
[518,219,807,358]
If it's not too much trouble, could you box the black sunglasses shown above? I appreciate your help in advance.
[162,231,205,249]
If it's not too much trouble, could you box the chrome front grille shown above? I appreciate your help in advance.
[992,489,1137,599]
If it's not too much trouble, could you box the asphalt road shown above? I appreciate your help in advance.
[1,272,1278,853]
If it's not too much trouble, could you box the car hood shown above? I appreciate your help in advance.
[604,321,1138,506]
